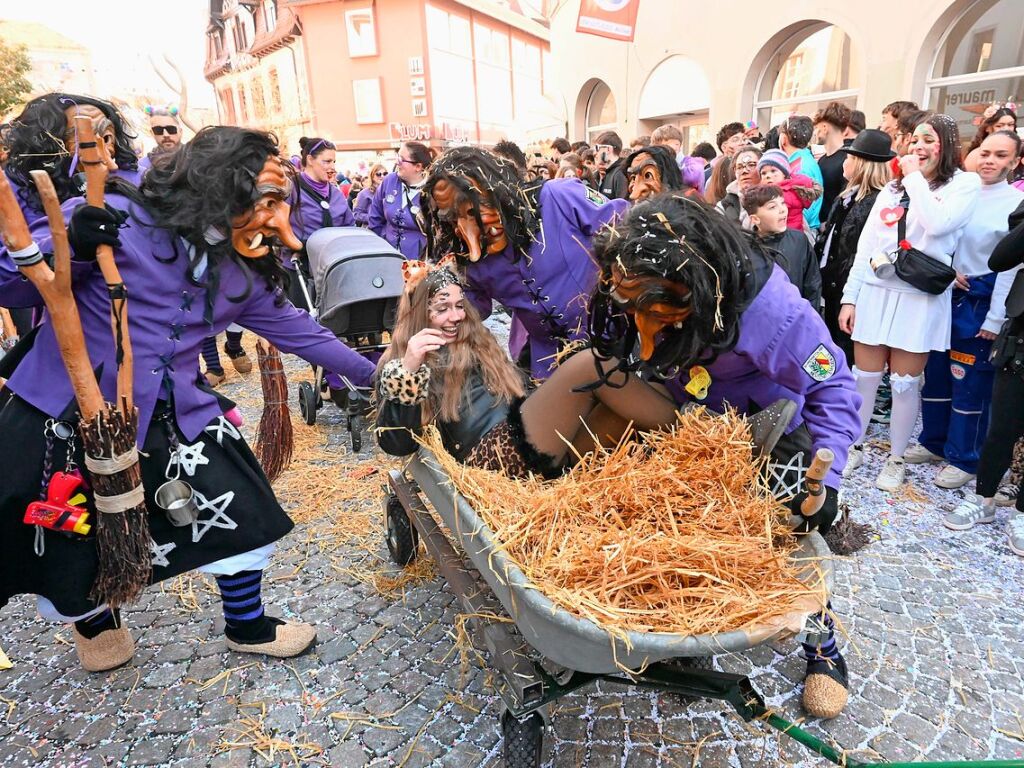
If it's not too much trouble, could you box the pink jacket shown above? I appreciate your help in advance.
[779,174,816,231]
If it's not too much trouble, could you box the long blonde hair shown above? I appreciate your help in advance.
[378,272,524,422]
[368,163,387,192]
[841,155,892,202]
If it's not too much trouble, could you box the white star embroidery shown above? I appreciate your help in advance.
[203,416,241,446]
[150,539,177,568]
[190,489,238,543]
[173,441,209,477]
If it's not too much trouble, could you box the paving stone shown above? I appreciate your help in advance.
[126,737,176,765]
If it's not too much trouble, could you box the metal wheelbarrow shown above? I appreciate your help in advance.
[384,450,1022,768]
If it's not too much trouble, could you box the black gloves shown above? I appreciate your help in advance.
[68,204,126,261]
[787,485,839,535]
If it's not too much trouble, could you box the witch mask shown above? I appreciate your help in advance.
[231,157,303,258]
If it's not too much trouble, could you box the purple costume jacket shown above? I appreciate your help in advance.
[367,172,426,260]
[353,186,375,226]
[281,173,356,270]
[661,266,861,486]
[463,179,628,380]
[0,192,376,446]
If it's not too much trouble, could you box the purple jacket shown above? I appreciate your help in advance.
[661,266,861,486]
[279,174,356,270]
[353,186,375,226]
[367,173,425,260]
[0,193,376,445]
[463,179,628,379]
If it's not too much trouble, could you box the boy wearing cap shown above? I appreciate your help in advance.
[758,149,821,233]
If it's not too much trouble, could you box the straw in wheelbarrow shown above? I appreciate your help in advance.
[424,407,826,639]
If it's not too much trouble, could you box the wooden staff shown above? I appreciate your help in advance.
[75,115,134,414]
[800,448,834,517]
[0,172,104,418]
[70,116,151,605]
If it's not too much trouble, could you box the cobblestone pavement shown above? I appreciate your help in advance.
[2,334,1023,767]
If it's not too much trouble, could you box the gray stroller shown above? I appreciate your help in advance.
[292,227,405,450]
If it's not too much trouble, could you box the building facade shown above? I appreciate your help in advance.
[205,0,313,153]
[205,0,555,157]
[546,0,1024,152]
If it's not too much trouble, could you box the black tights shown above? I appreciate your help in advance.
[520,350,679,465]
[977,370,1024,511]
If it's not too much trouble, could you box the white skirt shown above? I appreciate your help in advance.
[852,282,951,353]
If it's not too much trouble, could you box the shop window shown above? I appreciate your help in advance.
[268,67,283,114]
[927,0,1024,152]
[752,24,860,129]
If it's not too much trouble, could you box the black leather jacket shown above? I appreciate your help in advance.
[376,367,514,461]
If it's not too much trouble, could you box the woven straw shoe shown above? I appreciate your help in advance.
[73,625,135,672]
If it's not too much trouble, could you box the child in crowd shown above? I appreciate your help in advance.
[757,149,821,233]
[743,184,822,307]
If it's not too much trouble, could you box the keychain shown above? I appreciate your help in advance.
[25,419,91,555]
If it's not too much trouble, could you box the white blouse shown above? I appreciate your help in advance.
[842,170,980,305]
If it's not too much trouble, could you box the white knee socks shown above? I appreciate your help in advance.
[889,372,922,458]
[853,366,884,444]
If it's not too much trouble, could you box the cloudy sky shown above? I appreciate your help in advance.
[3,0,215,108]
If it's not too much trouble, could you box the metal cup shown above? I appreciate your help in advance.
[870,250,897,279]
[155,479,198,527]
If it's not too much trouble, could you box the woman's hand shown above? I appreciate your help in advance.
[977,329,997,341]
[899,153,922,177]
[954,271,970,291]
[838,304,856,335]
[402,328,448,372]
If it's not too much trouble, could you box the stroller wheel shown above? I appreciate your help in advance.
[384,494,418,566]
[298,382,318,426]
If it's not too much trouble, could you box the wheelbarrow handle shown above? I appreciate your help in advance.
[799,448,834,517]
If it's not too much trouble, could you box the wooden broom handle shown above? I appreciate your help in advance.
[0,307,15,340]
[0,170,105,421]
[74,116,134,413]
[800,448,834,517]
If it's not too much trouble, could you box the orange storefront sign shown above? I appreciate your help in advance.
[575,0,640,42]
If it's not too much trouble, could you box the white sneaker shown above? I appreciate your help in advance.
[995,484,1019,507]
[942,494,996,531]
[934,465,976,490]
[875,457,906,492]
[903,444,943,465]
[843,445,864,476]
[1008,514,1024,557]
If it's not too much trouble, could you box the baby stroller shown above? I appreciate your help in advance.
[292,227,405,450]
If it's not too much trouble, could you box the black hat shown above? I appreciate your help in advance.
[838,128,896,162]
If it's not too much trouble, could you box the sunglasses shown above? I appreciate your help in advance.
[152,125,179,136]
[374,171,388,177]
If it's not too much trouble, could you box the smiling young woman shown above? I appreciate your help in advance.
[839,114,982,492]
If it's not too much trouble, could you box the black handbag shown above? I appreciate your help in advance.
[894,192,957,295]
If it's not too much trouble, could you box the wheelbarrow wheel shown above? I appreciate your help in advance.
[384,494,418,566]
[298,382,317,426]
[349,414,362,452]
[501,710,543,768]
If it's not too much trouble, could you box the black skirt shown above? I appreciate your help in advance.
[0,395,294,617]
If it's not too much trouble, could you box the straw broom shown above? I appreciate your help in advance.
[254,340,293,483]
[73,117,151,605]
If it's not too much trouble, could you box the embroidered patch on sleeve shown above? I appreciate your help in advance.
[585,186,607,206]
[802,344,836,381]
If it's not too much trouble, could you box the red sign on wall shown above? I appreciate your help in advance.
[576,0,640,42]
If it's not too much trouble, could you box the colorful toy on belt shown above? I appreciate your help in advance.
[24,471,91,536]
